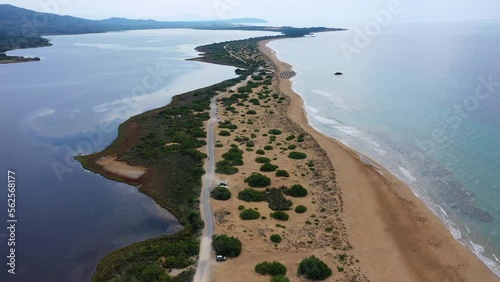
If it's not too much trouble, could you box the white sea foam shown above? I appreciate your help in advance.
[493,254,500,263]
[311,89,353,111]
[399,166,417,182]
[312,115,338,125]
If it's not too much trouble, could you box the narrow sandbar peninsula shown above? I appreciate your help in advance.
[77,28,498,281]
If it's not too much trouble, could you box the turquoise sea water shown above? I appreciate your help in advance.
[269,21,500,276]
[0,29,276,281]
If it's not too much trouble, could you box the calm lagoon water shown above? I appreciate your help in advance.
[269,21,500,276]
[0,29,276,282]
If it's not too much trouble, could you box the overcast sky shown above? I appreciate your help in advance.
[2,0,500,25]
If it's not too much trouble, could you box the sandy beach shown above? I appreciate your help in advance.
[257,39,499,281]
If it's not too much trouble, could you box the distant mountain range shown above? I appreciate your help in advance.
[0,4,343,57]
[0,4,267,52]
[0,4,267,35]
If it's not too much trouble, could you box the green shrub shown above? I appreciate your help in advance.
[276,170,290,177]
[212,235,242,257]
[260,163,278,172]
[270,211,289,221]
[211,186,231,200]
[256,149,265,155]
[288,151,307,159]
[246,110,257,115]
[270,234,282,243]
[255,157,271,163]
[271,275,290,282]
[238,188,266,202]
[287,144,297,150]
[266,188,293,211]
[245,173,271,187]
[219,130,231,136]
[298,256,332,280]
[255,261,287,276]
[215,143,224,148]
[215,165,239,175]
[285,135,296,141]
[268,129,282,135]
[295,205,307,213]
[325,227,333,232]
[222,147,244,162]
[264,145,274,150]
[238,205,245,210]
[240,209,261,220]
[285,184,308,197]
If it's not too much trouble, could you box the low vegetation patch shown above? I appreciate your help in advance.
[276,170,290,177]
[267,188,293,211]
[238,188,266,202]
[260,162,278,172]
[210,186,231,200]
[255,157,271,163]
[240,208,261,220]
[284,184,308,198]
[270,234,282,243]
[219,130,231,136]
[245,173,271,188]
[288,151,307,159]
[268,129,282,135]
[255,261,287,276]
[270,211,289,221]
[298,256,332,280]
[271,275,290,282]
[212,234,242,257]
[295,205,307,213]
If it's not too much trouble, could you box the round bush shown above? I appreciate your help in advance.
[210,187,231,200]
[238,188,266,202]
[268,129,282,135]
[287,144,297,150]
[286,184,308,198]
[256,149,265,155]
[298,256,332,280]
[255,157,271,163]
[271,275,290,282]
[270,211,289,221]
[212,234,242,257]
[276,170,290,177]
[219,130,231,136]
[264,145,274,151]
[245,173,271,188]
[285,135,295,141]
[255,261,287,276]
[238,205,245,210]
[239,209,261,220]
[295,205,307,213]
[270,234,282,243]
[246,110,257,115]
[260,163,278,172]
[288,151,307,159]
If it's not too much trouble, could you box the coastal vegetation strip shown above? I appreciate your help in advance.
[76,34,287,281]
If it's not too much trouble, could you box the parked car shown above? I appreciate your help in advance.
[216,255,227,262]
[219,182,228,188]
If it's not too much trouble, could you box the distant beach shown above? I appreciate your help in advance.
[256,39,499,281]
